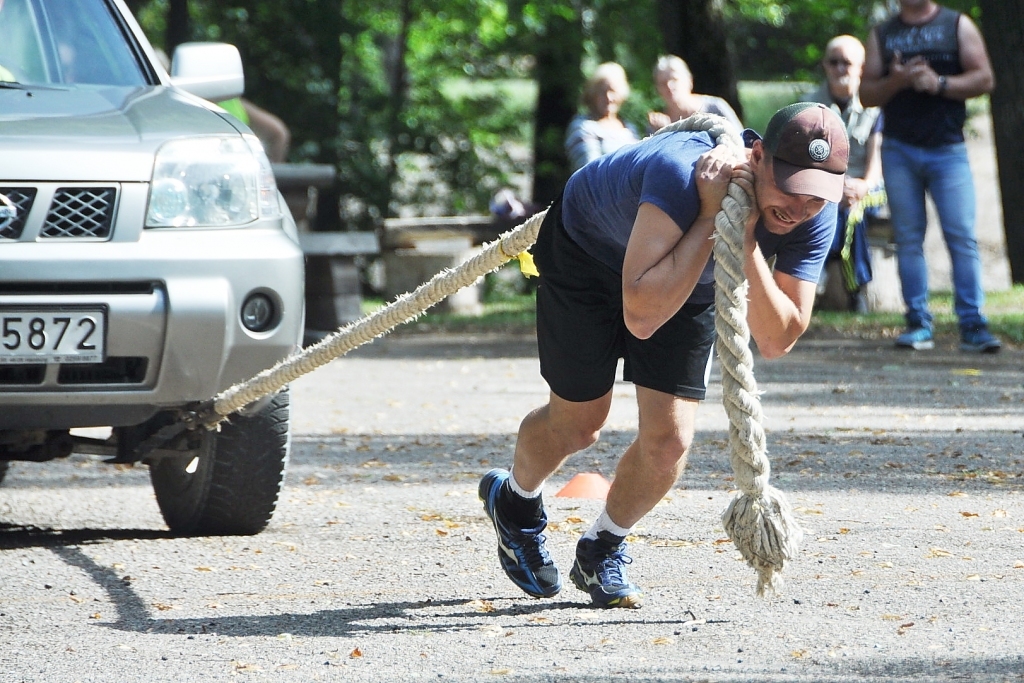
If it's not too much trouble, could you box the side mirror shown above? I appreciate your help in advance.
[170,42,244,102]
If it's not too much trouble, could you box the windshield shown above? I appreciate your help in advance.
[0,0,147,87]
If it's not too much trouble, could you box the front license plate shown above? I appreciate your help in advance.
[0,308,107,364]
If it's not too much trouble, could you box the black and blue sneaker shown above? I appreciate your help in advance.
[960,324,1002,353]
[478,469,561,598]
[570,531,643,609]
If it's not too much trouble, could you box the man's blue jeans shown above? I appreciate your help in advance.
[881,137,986,331]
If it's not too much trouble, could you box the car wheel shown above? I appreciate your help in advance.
[149,389,291,536]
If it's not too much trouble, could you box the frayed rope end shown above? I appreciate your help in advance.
[721,486,804,597]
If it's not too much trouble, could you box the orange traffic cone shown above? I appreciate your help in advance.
[555,472,611,500]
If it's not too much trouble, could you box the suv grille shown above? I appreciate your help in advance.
[0,357,148,386]
[41,187,116,239]
[58,357,148,385]
[0,188,38,240]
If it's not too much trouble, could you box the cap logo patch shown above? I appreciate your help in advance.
[807,139,831,163]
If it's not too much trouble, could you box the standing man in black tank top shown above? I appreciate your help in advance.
[861,0,1001,353]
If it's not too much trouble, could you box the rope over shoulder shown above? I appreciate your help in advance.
[665,113,803,596]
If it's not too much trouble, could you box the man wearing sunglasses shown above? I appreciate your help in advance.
[803,35,885,313]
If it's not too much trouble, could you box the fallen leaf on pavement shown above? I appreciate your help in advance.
[469,599,496,613]
[650,539,698,547]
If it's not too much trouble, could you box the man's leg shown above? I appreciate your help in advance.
[882,139,933,346]
[607,387,697,528]
[510,390,613,491]
[924,143,998,352]
[479,390,612,598]
[570,387,698,608]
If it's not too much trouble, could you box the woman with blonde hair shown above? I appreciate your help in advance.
[647,55,742,134]
[565,62,640,171]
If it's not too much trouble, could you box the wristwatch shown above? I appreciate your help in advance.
[937,76,948,96]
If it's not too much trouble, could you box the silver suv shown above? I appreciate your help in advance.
[0,0,305,535]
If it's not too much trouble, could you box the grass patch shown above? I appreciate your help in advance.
[738,80,814,133]
[365,285,1024,346]
[810,285,1024,345]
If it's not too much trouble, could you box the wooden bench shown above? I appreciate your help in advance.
[272,163,337,233]
[299,231,380,337]
[380,215,507,316]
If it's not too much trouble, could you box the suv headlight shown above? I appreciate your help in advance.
[146,135,282,227]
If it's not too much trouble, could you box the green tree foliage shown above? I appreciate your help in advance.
[127,0,992,228]
[728,0,980,81]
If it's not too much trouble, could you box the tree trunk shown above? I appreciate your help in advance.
[655,0,742,120]
[978,0,1024,284]
[531,14,583,206]
[165,0,190,56]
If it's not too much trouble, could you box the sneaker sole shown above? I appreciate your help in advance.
[960,343,1001,353]
[896,340,934,350]
[569,565,643,609]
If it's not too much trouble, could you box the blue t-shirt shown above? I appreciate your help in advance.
[561,129,837,305]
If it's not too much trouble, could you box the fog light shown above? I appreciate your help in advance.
[241,293,275,332]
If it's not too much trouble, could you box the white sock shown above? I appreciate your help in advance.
[507,467,543,499]
[582,509,631,541]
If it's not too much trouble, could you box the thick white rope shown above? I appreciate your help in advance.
[206,211,544,425]
[207,113,802,593]
[656,114,803,595]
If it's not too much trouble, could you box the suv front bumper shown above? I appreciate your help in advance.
[0,223,304,429]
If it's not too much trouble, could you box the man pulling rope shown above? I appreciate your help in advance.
[201,106,848,600]
[479,103,849,606]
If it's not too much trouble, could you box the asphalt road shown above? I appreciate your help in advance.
[1,328,1022,683]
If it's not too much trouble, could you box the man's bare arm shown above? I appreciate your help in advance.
[945,15,994,99]
[744,252,817,360]
[622,147,737,339]
[621,203,716,340]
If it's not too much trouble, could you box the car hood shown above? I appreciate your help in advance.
[0,85,242,182]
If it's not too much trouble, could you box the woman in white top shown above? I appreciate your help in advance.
[565,62,640,172]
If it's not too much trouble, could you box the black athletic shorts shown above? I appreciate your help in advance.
[532,196,716,403]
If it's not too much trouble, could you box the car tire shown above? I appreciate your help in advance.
[149,389,291,536]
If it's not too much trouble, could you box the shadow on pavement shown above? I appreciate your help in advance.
[287,429,1024,496]
[0,524,172,549]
